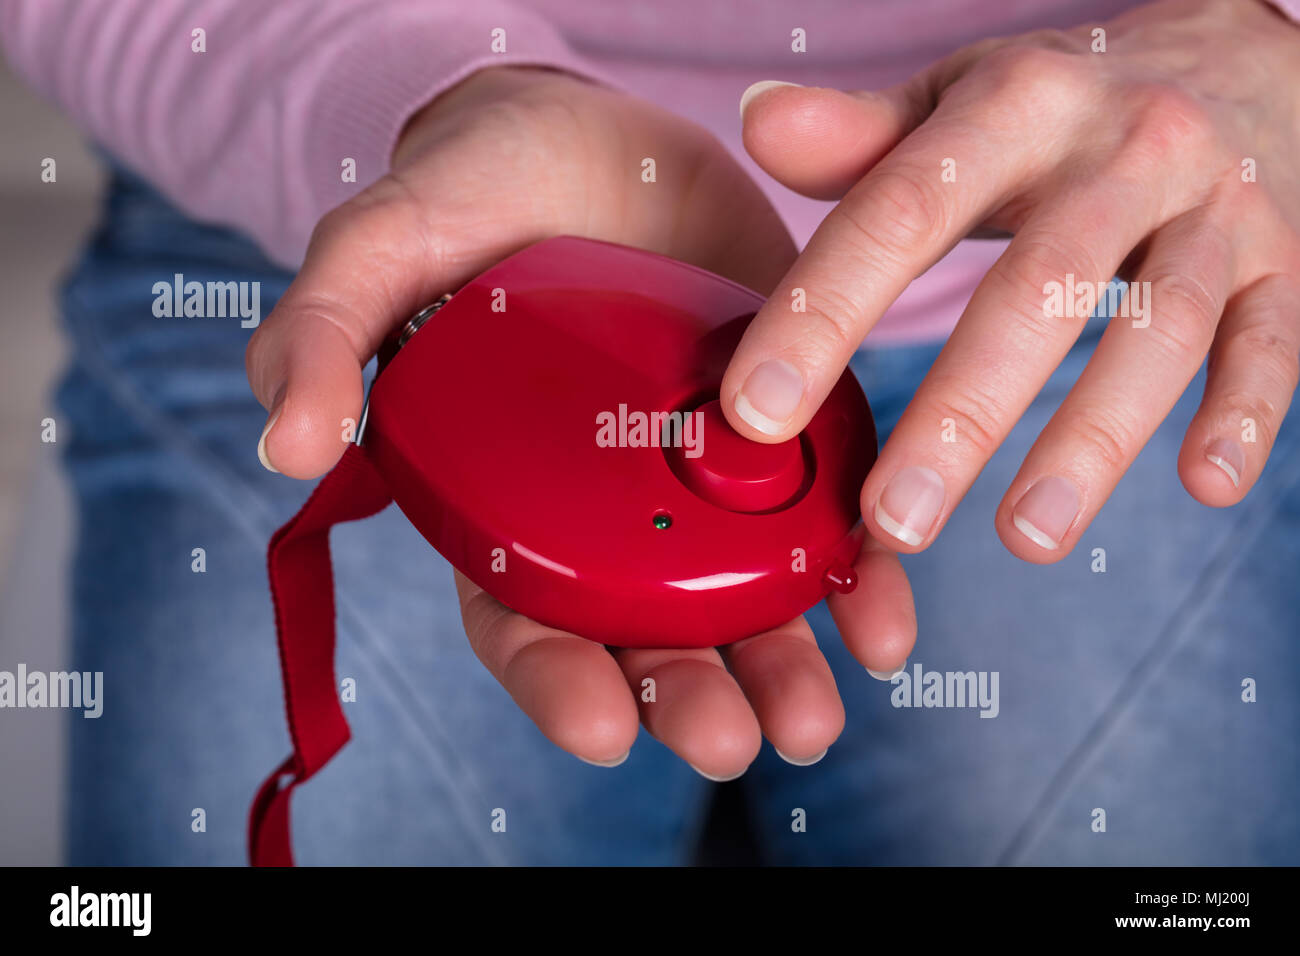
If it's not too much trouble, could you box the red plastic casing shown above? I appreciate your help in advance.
[362,236,875,648]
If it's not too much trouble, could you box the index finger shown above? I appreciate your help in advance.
[720,87,1050,443]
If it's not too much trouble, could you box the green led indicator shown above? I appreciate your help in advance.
[653,512,672,530]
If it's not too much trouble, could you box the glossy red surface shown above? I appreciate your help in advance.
[363,236,876,648]
[665,399,806,513]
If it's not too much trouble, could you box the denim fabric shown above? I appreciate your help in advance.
[58,169,1300,864]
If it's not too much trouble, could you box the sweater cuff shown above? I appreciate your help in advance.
[278,2,615,266]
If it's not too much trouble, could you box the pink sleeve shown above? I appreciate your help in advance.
[0,0,609,267]
[1269,0,1300,20]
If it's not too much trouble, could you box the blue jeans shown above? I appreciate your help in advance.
[58,169,1300,865]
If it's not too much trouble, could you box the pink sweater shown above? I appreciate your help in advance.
[3,0,1297,344]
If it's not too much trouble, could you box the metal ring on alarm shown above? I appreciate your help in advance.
[356,293,453,446]
[396,293,453,349]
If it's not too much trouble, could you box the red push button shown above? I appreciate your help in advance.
[666,400,807,513]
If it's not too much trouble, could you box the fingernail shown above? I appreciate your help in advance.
[735,359,804,435]
[1205,438,1243,488]
[873,466,944,546]
[578,751,630,768]
[690,763,748,783]
[1012,475,1081,550]
[867,662,907,682]
[774,747,827,767]
[739,80,801,119]
[257,407,282,474]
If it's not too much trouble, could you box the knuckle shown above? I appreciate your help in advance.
[307,203,352,249]
[1232,322,1300,391]
[1004,296,1076,348]
[308,189,404,256]
[853,164,948,254]
[291,296,374,358]
[344,181,420,239]
[1064,404,1139,474]
[1258,270,1300,302]
[1239,272,1300,325]
[925,379,1008,459]
[1143,272,1221,360]
[1015,28,1089,55]
[1216,388,1281,446]
[972,43,1089,109]
[1125,84,1216,158]
[796,284,867,359]
[996,234,1106,323]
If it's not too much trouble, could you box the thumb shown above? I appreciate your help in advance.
[245,188,448,479]
[738,78,935,200]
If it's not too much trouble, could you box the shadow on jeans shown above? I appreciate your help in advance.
[691,781,762,866]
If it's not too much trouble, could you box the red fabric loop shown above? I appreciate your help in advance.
[248,444,392,866]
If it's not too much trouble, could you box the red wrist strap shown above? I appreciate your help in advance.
[248,444,392,866]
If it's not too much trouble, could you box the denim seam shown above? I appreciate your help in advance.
[997,425,1300,864]
[61,301,510,864]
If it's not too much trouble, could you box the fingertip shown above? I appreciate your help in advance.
[738,79,803,121]
[767,712,843,767]
[256,407,281,474]
[508,638,641,761]
[996,471,1088,564]
[577,750,631,769]
[861,466,944,554]
[566,714,641,767]
[741,83,912,199]
[722,356,809,443]
[865,499,927,554]
[731,392,797,440]
[684,733,762,782]
[723,622,846,760]
[828,538,917,672]
[259,392,356,479]
[859,629,916,676]
[635,657,762,777]
[994,510,1077,565]
[1178,434,1248,508]
[255,323,366,479]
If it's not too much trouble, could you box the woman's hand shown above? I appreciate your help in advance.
[451,531,913,775]
[245,67,917,775]
[723,0,1300,560]
[248,66,796,480]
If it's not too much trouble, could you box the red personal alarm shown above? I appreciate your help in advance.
[366,235,876,646]
[250,236,876,865]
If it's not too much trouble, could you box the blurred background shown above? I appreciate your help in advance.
[0,54,104,864]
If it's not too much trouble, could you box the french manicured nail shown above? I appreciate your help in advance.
[578,751,630,768]
[739,80,801,119]
[1012,476,1081,550]
[735,359,804,435]
[867,662,907,682]
[874,466,944,546]
[1205,438,1243,488]
[775,747,827,767]
[690,763,748,783]
[257,406,282,474]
